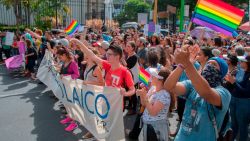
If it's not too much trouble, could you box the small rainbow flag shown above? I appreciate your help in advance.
[65,20,80,36]
[192,0,245,36]
[139,67,150,87]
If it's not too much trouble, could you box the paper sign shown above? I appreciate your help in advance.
[138,13,148,25]
[148,22,155,33]
[5,32,14,46]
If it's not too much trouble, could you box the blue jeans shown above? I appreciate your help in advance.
[230,97,250,141]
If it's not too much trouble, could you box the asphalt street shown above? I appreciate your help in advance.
[0,64,178,141]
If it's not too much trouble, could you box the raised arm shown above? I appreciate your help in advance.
[164,65,187,96]
[25,29,42,40]
[70,38,103,67]
[175,49,222,107]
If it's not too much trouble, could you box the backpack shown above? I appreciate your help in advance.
[207,103,233,141]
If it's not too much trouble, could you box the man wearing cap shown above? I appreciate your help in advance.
[97,41,110,60]
[164,49,231,141]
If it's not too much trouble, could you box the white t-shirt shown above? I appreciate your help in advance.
[142,86,171,122]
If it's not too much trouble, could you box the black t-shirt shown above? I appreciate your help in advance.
[126,54,138,69]
[27,47,37,60]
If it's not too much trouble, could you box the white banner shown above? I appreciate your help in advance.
[37,51,125,141]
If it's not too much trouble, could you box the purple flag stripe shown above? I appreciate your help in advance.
[192,18,232,36]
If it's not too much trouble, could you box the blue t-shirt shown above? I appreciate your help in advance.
[179,61,201,82]
[175,80,231,141]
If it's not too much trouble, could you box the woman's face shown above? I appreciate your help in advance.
[58,54,67,62]
[125,44,133,54]
[152,36,156,43]
[197,50,208,64]
[151,76,162,86]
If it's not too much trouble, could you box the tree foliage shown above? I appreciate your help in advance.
[0,0,69,29]
[115,0,151,25]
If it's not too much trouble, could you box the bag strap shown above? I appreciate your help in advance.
[84,64,97,80]
[207,103,219,140]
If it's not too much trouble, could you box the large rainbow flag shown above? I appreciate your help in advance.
[65,20,80,36]
[192,0,245,36]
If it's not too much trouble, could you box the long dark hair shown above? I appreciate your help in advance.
[147,48,159,67]
[201,46,213,59]
[56,47,72,60]
[150,35,160,46]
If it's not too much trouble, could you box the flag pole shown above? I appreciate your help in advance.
[179,0,185,32]
[153,0,158,24]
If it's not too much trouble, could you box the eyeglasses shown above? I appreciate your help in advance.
[106,53,116,57]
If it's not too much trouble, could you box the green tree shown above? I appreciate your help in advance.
[0,0,69,29]
[115,0,151,25]
[30,0,69,29]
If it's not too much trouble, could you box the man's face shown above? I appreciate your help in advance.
[106,50,119,63]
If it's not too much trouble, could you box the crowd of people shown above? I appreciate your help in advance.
[0,26,249,141]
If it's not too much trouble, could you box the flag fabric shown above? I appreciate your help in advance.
[139,67,150,87]
[5,55,23,69]
[192,0,244,36]
[65,20,80,36]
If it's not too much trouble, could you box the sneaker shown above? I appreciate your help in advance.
[60,117,72,124]
[65,122,78,132]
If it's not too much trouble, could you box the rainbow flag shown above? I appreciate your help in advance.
[192,0,244,36]
[65,20,80,36]
[139,67,150,87]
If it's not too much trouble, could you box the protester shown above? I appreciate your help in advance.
[223,53,239,92]
[225,55,250,141]
[196,46,214,70]
[82,48,104,86]
[149,33,161,48]
[22,39,37,80]
[70,38,135,96]
[12,34,19,55]
[137,68,171,141]
[164,48,231,141]
[97,41,109,60]
[56,47,80,132]
[124,41,139,115]
[81,48,104,139]
[137,37,148,68]
[1,35,11,59]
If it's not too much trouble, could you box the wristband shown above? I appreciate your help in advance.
[178,64,185,70]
